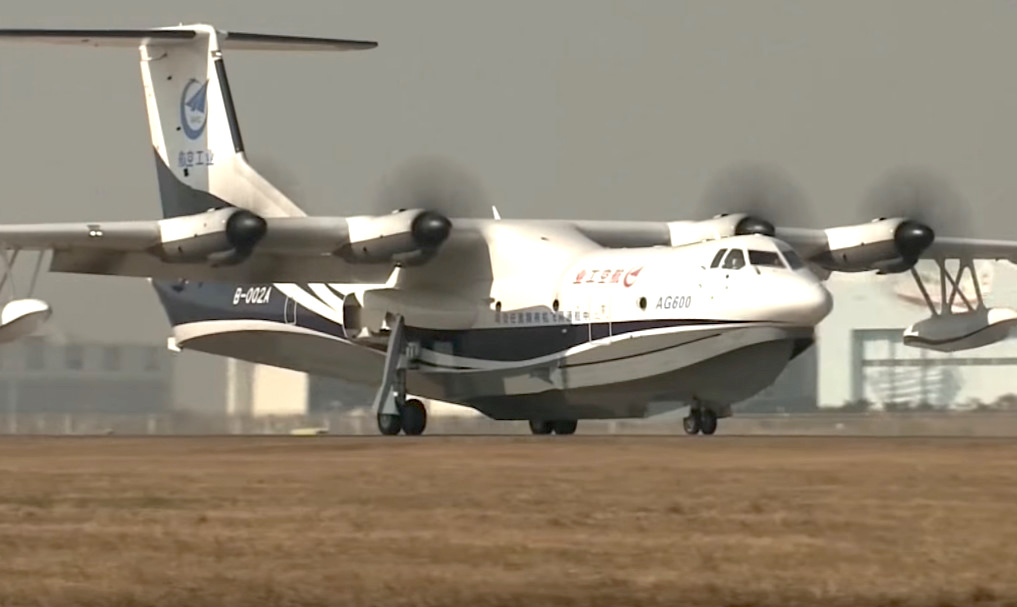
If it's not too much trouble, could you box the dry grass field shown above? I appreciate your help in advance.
[0,436,1015,607]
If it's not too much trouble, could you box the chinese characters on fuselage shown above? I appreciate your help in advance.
[573,266,643,287]
[494,309,588,325]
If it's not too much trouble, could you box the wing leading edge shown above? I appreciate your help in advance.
[0,215,394,284]
[3,216,1014,284]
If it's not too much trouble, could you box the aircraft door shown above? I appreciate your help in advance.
[284,296,298,325]
[589,288,612,341]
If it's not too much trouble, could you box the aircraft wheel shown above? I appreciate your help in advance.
[529,420,553,435]
[401,399,427,436]
[682,412,700,435]
[699,409,718,435]
[552,420,578,435]
[377,412,402,436]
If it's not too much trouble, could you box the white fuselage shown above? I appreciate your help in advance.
[163,229,832,420]
[393,232,831,419]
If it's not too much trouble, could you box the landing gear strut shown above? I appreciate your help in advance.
[371,315,427,436]
[682,412,700,435]
[683,405,719,436]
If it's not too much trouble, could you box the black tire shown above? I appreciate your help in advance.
[699,409,718,435]
[682,413,700,435]
[552,420,578,435]
[377,412,402,436]
[529,420,554,435]
[401,399,427,436]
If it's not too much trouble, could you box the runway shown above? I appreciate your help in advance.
[0,435,1014,606]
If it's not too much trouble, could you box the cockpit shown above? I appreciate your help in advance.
[709,244,805,271]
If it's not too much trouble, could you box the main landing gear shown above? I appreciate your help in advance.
[683,405,719,436]
[377,398,427,436]
[528,419,578,435]
[372,315,428,436]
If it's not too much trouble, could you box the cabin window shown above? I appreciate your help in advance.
[748,250,785,268]
[710,249,727,268]
[721,249,745,270]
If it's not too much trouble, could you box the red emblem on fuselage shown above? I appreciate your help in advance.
[623,266,643,287]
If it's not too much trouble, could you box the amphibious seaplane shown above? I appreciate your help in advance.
[0,24,1015,436]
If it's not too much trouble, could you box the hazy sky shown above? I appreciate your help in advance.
[0,0,1014,344]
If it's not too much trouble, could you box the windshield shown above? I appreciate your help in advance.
[721,249,746,270]
[710,249,727,268]
[780,247,805,269]
[748,250,785,268]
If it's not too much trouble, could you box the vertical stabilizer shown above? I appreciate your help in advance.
[140,25,305,218]
[0,24,376,219]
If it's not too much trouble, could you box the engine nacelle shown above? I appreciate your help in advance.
[337,209,452,264]
[903,307,1017,352]
[157,207,267,265]
[813,218,934,274]
[667,214,775,246]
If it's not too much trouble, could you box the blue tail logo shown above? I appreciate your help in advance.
[180,78,209,140]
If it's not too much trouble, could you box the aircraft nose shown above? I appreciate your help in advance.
[771,276,833,325]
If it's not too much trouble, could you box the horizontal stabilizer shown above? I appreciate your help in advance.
[0,26,377,51]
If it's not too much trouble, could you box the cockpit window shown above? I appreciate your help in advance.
[781,247,805,269]
[710,249,727,268]
[748,250,785,268]
[721,249,746,270]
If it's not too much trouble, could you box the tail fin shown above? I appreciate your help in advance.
[0,25,376,218]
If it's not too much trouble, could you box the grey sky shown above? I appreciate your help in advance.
[0,0,1014,344]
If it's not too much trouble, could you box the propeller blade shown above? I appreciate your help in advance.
[245,151,306,204]
[862,167,973,238]
[698,162,816,229]
[373,156,489,219]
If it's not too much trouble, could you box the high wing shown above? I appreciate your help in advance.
[571,215,1017,273]
[919,237,1017,263]
[0,212,437,284]
[571,216,1017,272]
[2,213,1015,285]
[0,214,618,286]
[771,225,1017,272]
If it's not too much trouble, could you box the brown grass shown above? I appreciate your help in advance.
[0,436,1015,606]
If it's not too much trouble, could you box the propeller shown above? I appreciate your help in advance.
[863,168,975,271]
[373,155,491,219]
[410,210,453,248]
[245,151,306,204]
[206,209,268,267]
[698,163,817,234]
[862,166,973,239]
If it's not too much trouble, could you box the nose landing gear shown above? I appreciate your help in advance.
[683,404,720,435]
